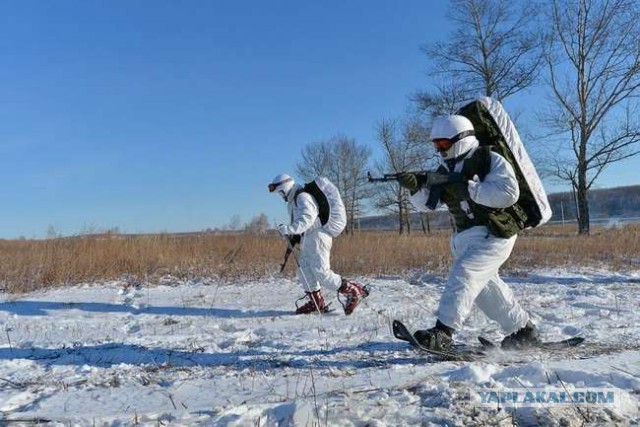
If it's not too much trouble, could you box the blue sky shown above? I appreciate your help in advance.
[0,1,638,239]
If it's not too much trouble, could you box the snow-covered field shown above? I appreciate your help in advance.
[1,269,639,426]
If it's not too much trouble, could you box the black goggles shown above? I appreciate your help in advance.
[268,178,292,193]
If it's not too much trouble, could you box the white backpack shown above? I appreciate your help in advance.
[295,177,347,237]
[457,97,552,228]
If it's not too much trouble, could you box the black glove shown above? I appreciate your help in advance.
[288,234,301,247]
[397,172,420,192]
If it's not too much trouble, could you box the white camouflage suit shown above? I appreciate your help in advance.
[409,139,530,334]
[280,185,342,293]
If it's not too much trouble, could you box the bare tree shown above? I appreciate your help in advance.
[296,140,332,178]
[414,79,474,118]
[225,214,242,231]
[296,135,371,234]
[46,225,59,239]
[244,213,270,235]
[372,118,434,234]
[415,0,544,112]
[542,0,640,235]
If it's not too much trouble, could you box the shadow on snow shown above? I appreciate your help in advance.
[0,300,291,318]
[0,341,423,371]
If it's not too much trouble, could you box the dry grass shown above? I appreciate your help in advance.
[0,234,276,293]
[511,223,640,271]
[0,224,638,294]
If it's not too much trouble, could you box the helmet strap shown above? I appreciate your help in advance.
[449,130,474,144]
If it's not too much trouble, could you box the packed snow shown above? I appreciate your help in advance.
[0,269,639,426]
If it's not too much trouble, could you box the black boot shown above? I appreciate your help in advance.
[413,320,454,351]
[501,321,541,349]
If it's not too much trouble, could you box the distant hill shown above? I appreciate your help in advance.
[547,184,640,223]
[358,184,640,231]
[357,210,451,231]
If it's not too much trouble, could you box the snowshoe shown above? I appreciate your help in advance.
[479,335,585,351]
[295,290,329,314]
[392,320,483,361]
[337,279,369,315]
[413,320,455,352]
[500,321,542,349]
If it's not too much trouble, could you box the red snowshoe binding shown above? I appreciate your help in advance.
[295,290,329,314]
[337,279,369,315]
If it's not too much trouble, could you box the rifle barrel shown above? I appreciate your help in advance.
[367,171,400,182]
[367,170,461,186]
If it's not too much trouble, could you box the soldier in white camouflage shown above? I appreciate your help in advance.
[269,174,368,315]
[398,115,540,350]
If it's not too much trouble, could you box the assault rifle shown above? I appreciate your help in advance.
[366,171,463,186]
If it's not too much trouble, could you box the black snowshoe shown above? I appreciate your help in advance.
[412,320,455,352]
[500,321,542,349]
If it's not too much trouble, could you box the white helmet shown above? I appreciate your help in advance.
[430,115,478,159]
[268,173,295,199]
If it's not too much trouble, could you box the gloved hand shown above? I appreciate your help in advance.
[467,175,480,200]
[288,234,301,247]
[397,172,419,192]
[276,223,290,236]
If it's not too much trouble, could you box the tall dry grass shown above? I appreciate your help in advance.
[0,224,638,293]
